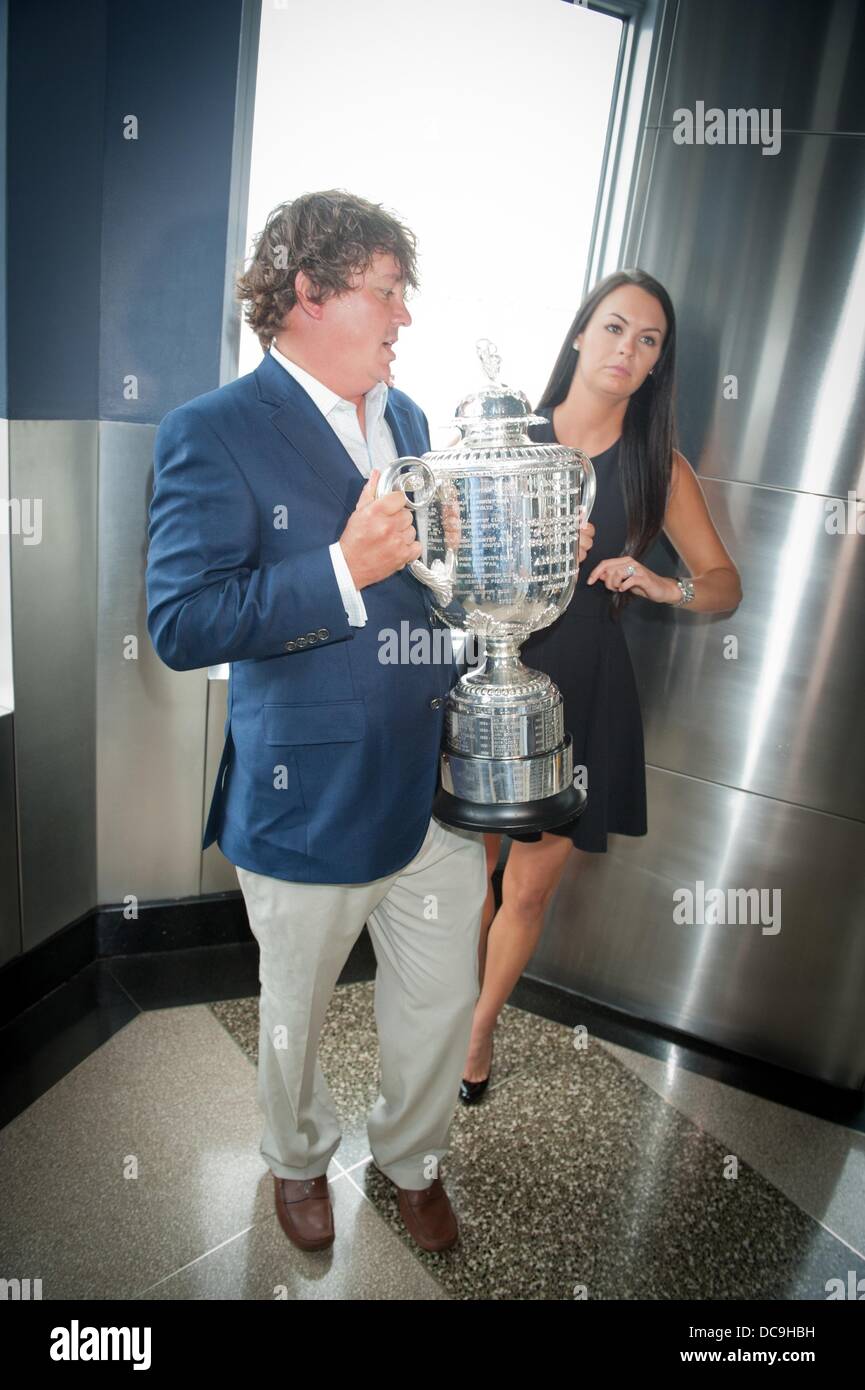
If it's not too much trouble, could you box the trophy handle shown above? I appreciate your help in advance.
[577,450,597,526]
[375,457,438,509]
[375,457,456,607]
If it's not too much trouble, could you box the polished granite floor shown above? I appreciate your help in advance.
[1,943,864,1300]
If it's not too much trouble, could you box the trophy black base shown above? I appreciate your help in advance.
[432,784,587,835]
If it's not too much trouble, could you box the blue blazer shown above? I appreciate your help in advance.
[145,349,461,884]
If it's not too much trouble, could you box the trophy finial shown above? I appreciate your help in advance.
[476,338,502,383]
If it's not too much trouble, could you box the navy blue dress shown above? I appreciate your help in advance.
[509,409,648,852]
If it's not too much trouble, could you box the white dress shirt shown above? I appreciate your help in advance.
[268,342,401,627]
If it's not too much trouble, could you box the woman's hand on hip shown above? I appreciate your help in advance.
[587,556,680,604]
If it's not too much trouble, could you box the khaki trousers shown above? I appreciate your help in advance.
[235,815,488,1190]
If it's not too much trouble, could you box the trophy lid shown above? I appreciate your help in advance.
[451,339,547,446]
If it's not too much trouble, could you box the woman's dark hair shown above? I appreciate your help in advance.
[535,268,678,617]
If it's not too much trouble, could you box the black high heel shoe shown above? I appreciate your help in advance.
[459,1036,495,1105]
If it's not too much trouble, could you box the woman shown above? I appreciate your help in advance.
[459,269,743,1102]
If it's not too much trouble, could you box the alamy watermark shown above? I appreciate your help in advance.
[1,497,42,544]
[673,102,781,157]
[378,621,482,666]
[673,880,781,934]
[825,492,864,534]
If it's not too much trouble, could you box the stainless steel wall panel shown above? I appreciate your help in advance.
[532,765,865,1090]
[97,421,208,904]
[634,131,865,497]
[659,0,865,136]
[0,421,13,710]
[518,0,865,1092]
[0,710,21,966]
[623,477,865,822]
[9,420,97,946]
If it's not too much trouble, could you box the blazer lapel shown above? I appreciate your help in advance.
[384,394,418,460]
[256,351,366,516]
[255,350,436,620]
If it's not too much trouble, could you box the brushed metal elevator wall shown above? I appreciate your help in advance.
[9,420,98,947]
[96,421,212,905]
[530,0,865,1088]
[0,709,19,967]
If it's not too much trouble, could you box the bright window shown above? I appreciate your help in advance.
[240,0,622,440]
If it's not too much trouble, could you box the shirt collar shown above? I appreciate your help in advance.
[268,342,389,428]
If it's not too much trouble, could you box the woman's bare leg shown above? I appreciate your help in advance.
[462,833,585,1082]
[476,832,502,987]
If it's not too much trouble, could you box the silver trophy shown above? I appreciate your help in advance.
[376,339,597,833]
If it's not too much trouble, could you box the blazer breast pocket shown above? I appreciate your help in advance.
[263,700,367,745]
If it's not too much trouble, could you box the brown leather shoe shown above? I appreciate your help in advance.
[378,1170,459,1252]
[273,1173,334,1251]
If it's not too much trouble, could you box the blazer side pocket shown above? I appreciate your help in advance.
[263,700,366,745]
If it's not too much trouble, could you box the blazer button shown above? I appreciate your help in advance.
[296,636,308,648]
[284,640,296,652]
[306,631,319,643]
[429,697,443,710]
[317,628,330,639]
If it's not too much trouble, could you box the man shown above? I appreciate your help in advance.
[145,190,488,1254]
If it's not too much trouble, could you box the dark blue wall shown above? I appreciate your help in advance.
[99,0,243,422]
[3,0,244,423]
[6,0,105,421]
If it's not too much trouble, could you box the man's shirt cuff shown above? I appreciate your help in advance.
[329,541,368,627]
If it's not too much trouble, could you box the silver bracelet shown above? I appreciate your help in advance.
[674,576,696,607]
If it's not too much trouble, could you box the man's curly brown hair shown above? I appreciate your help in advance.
[235,189,420,351]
